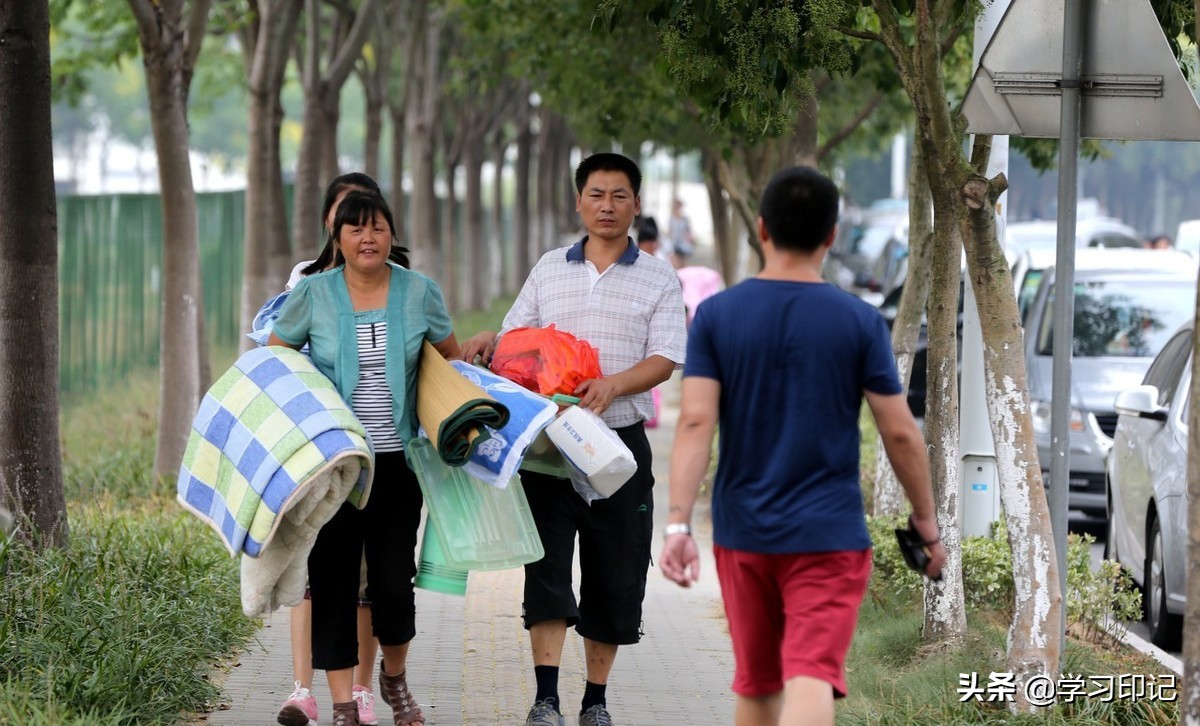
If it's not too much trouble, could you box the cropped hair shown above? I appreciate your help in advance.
[328,190,411,269]
[759,166,840,253]
[637,216,659,243]
[574,152,642,196]
[303,173,385,276]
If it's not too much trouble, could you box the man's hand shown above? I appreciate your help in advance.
[910,512,946,581]
[461,331,497,365]
[660,533,700,587]
[574,377,620,415]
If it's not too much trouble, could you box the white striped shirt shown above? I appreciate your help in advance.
[352,319,404,452]
[500,237,688,428]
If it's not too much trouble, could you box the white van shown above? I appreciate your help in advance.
[1175,219,1200,255]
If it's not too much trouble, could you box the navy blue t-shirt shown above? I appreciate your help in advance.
[684,278,902,554]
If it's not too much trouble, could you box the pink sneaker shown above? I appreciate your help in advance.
[277,680,319,726]
[352,685,380,725]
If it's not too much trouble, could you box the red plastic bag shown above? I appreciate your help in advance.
[490,325,603,397]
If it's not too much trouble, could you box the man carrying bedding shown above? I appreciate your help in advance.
[462,152,686,726]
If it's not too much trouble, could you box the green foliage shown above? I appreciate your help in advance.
[449,0,703,151]
[866,517,1142,642]
[451,295,517,340]
[60,365,160,503]
[605,0,859,137]
[0,508,254,724]
[844,581,1177,725]
[5,353,255,724]
[49,0,140,104]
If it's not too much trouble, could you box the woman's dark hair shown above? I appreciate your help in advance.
[328,191,410,268]
[302,172,386,276]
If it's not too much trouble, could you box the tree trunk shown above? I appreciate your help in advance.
[918,153,966,643]
[441,160,459,313]
[127,0,210,483]
[512,92,533,288]
[242,91,281,347]
[1184,9,1200,723]
[385,0,412,246]
[0,0,68,548]
[875,137,932,515]
[962,137,1062,710]
[240,0,301,342]
[406,3,441,277]
[701,147,738,285]
[872,4,1061,706]
[363,74,383,180]
[318,94,340,188]
[389,103,407,244]
[293,94,326,258]
[488,128,506,306]
[463,135,486,311]
[145,56,204,483]
[292,0,378,259]
[535,111,562,253]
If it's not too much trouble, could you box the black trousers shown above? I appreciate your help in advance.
[520,422,655,645]
[308,450,423,670]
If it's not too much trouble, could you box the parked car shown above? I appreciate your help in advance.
[1008,248,1056,324]
[877,278,963,418]
[824,209,907,304]
[1175,218,1200,254]
[1006,217,1143,254]
[1106,322,1193,649]
[1024,249,1196,520]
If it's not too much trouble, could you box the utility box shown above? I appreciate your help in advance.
[960,455,1000,538]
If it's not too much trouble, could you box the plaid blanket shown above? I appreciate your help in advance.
[176,346,373,615]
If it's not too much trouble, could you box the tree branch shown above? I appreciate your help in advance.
[816,91,884,164]
[325,0,380,89]
[835,25,883,44]
[126,0,159,36]
[184,0,214,71]
[714,157,757,237]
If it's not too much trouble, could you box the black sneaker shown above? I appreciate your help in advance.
[524,699,566,726]
[579,704,613,726]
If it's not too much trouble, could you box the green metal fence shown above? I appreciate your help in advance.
[57,186,513,396]
[58,191,245,395]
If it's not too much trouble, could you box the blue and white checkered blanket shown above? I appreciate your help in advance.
[176,346,373,616]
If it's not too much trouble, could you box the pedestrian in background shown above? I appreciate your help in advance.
[661,166,944,726]
[668,198,695,267]
[462,152,687,726]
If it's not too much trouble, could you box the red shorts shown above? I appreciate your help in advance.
[714,545,872,699]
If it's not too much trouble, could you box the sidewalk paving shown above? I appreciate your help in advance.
[203,377,736,725]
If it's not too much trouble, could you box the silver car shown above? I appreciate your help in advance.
[1024,249,1197,519]
[1106,323,1193,650]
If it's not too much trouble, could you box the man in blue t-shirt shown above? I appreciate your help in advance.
[660,166,945,726]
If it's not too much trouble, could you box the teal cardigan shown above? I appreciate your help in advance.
[272,263,453,441]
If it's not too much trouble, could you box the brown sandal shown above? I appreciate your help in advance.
[378,661,425,725]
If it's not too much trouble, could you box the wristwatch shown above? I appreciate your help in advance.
[663,522,692,538]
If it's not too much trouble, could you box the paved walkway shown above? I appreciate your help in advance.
[204,378,736,725]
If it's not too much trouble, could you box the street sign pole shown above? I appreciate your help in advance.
[1049,0,1085,640]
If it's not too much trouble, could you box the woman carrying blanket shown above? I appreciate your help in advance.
[269,191,460,726]
[267,172,388,726]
